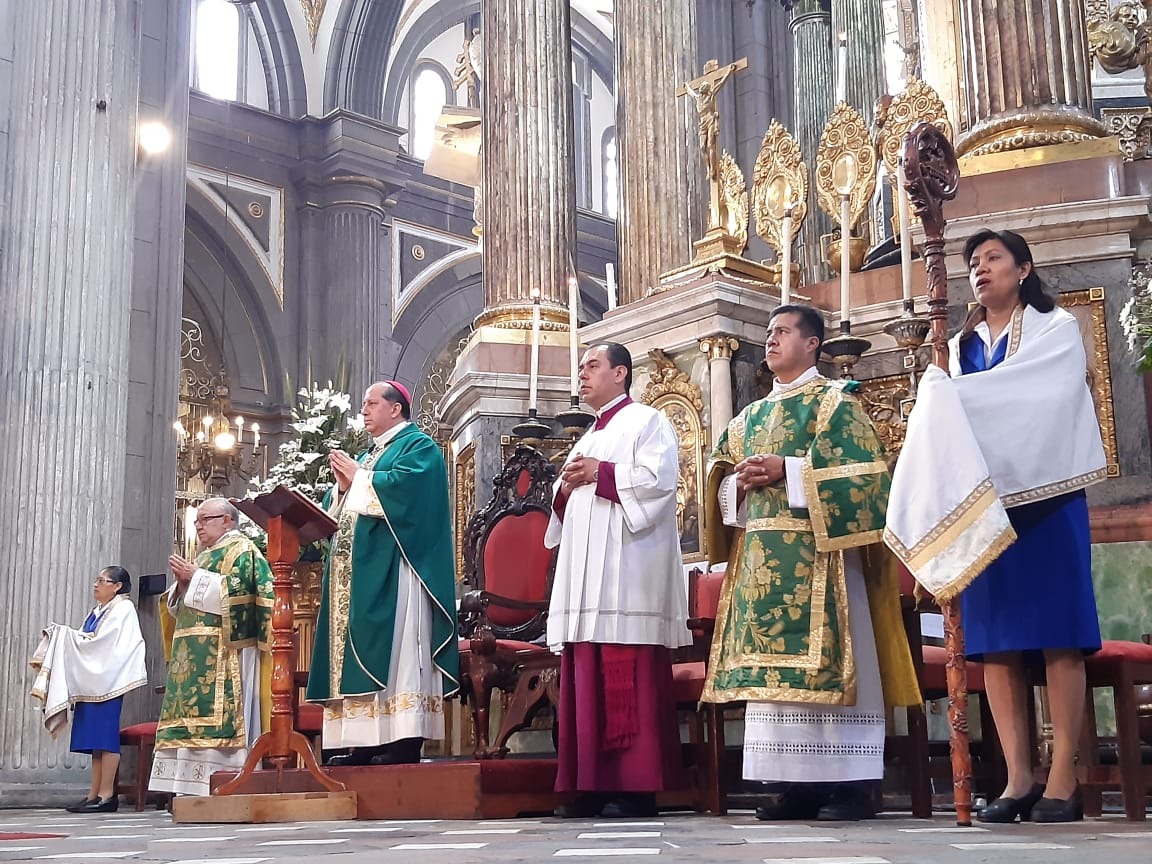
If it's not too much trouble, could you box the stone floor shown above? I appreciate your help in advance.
[0,805,1150,863]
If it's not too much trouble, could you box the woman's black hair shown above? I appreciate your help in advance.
[962,229,1055,332]
[102,565,132,596]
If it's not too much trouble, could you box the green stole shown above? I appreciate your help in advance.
[306,422,459,703]
[156,532,274,749]
[701,377,892,706]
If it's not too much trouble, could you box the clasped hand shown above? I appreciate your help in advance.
[328,450,359,491]
[169,554,196,587]
[560,454,600,497]
[734,453,784,493]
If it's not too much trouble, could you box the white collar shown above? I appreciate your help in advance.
[771,366,821,395]
[373,420,410,448]
[595,393,629,417]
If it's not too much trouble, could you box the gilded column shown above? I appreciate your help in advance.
[956,0,1105,157]
[790,0,836,281]
[479,0,576,324]
[699,336,739,443]
[615,0,705,302]
[831,0,887,122]
[0,0,142,782]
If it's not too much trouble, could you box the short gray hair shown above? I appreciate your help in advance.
[202,497,239,525]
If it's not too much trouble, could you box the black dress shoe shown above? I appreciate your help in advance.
[1031,786,1083,823]
[817,787,875,822]
[554,793,605,819]
[64,797,98,813]
[73,797,118,813]
[978,783,1045,824]
[600,793,658,819]
[325,745,389,766]
[755,785,829,821]
[369,737,424,765]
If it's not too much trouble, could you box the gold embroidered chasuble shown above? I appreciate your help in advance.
[701,376,919,708]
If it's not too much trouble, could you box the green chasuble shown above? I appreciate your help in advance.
[701,376,919,708]
[306,422,459,703]
[156,532,273,749]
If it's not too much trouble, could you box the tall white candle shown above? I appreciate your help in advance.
[568,275,580,398]
[780,206,794,305]
[528,291,541,412]
[605,263,617,311]
[840,193,851,324]
[836,33,848,104]
[896,162,914,306]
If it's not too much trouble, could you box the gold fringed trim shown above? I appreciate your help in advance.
[1000,468,1108,508]
[745,517,812,533]
[885,480,997,564]
[924,524,1018,603]
[808,460,889,481]
[702,681,851,706]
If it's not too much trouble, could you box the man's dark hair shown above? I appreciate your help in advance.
[382,383,411,420]
[102,565,132,596]
[770,303,825,355]
[587,340,633,392]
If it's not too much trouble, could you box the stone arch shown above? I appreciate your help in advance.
[247,0,308,117]
[324,0,405,117]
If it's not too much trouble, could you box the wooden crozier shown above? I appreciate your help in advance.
[901,122,973,827]
[214,485,345,796]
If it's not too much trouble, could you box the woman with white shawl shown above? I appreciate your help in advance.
[31,566,148,813]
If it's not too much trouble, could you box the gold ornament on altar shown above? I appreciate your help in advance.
[816,103,877,231]
[752,120,808,257]
[719,151,749,252]
[877,79,953,177]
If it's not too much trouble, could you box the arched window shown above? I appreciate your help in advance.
[409,62,452,161]
[602,128,618,220]
[192,0,241,102]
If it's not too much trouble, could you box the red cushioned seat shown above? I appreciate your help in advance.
[1088,640,1152,663]
[458,637,549,653]
[119,721,157,741]
[672,661,706,704]
[922,645,985,693]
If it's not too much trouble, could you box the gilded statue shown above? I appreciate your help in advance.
[1087,0,1152,102]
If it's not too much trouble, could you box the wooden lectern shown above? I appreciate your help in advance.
[213,486,344,797]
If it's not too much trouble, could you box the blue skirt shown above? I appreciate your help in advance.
[960,490,1101,662]
[70,697,124,755]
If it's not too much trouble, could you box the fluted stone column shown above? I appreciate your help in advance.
[699,335,739,442]
[831,0,887,122]
[316,180,386,397]
[790,1,836,281]
[956,0,1105,157]
[615,0,705,302]
[0,0,142,783]
[480,0,576,323]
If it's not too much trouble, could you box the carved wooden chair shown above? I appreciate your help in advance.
[457,444,560,759]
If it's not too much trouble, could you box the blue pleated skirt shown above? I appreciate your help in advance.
[70,697,124,755]
[960,490,1101,662]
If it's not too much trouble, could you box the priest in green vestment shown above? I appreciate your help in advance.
[150,498,274,796]
[307,380,459,766]
[701,305,919,822]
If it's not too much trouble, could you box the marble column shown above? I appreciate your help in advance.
[315,180,386,399]
[831,0,887,123]
[955,0,1105,157]
[615,0,705,302]
[0,0,142,783]
[479,0,576,324]
[790,0,836,282]
[699,335,739,442]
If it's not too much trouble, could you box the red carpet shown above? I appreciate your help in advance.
[0,833,65,840]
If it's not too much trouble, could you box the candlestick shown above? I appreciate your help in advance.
[605,263,617,311]
[836,33,848,104]
[251,422,260,450]
[897,159,914,306]
[839,193,851,324]
[568,274,580,398]
[528,289,541,412]
[235,415,244,443]
[780,205,794,305]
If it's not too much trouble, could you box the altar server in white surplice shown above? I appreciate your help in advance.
[546,341,691,820]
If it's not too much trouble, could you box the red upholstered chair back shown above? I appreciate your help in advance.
[462,444,559,641]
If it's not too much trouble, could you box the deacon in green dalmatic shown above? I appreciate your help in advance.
[307,380,459,766]
[701,305,919,822]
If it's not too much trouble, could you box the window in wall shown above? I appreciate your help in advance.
[409,63,452,161]
[192,0,243,102]
[602,128,618,220]
[572,51,593,209]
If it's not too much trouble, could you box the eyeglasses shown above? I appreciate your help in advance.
[193,514,228,526]
[94,578,118,585]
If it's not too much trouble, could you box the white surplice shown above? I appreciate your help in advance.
[721,368,886,783]
[545,397,691,651]
[320,421,445,748]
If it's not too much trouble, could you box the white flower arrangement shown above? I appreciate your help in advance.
[1120,276,1152,372]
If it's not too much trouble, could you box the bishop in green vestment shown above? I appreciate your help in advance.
[701,306,918,822]
[307,381,459,766]
[151,498,273,796]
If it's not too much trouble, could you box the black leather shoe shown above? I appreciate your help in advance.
[755,785,828,821]
[73,797,118,813]
[1031,786,1083,823]
[817,787,876,822]
[325,745,388,766]
[369,738,424,765]
[64,797,98,813]
[554,793,605,819]
[978,783,1045,824]
[600,793,658,819]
